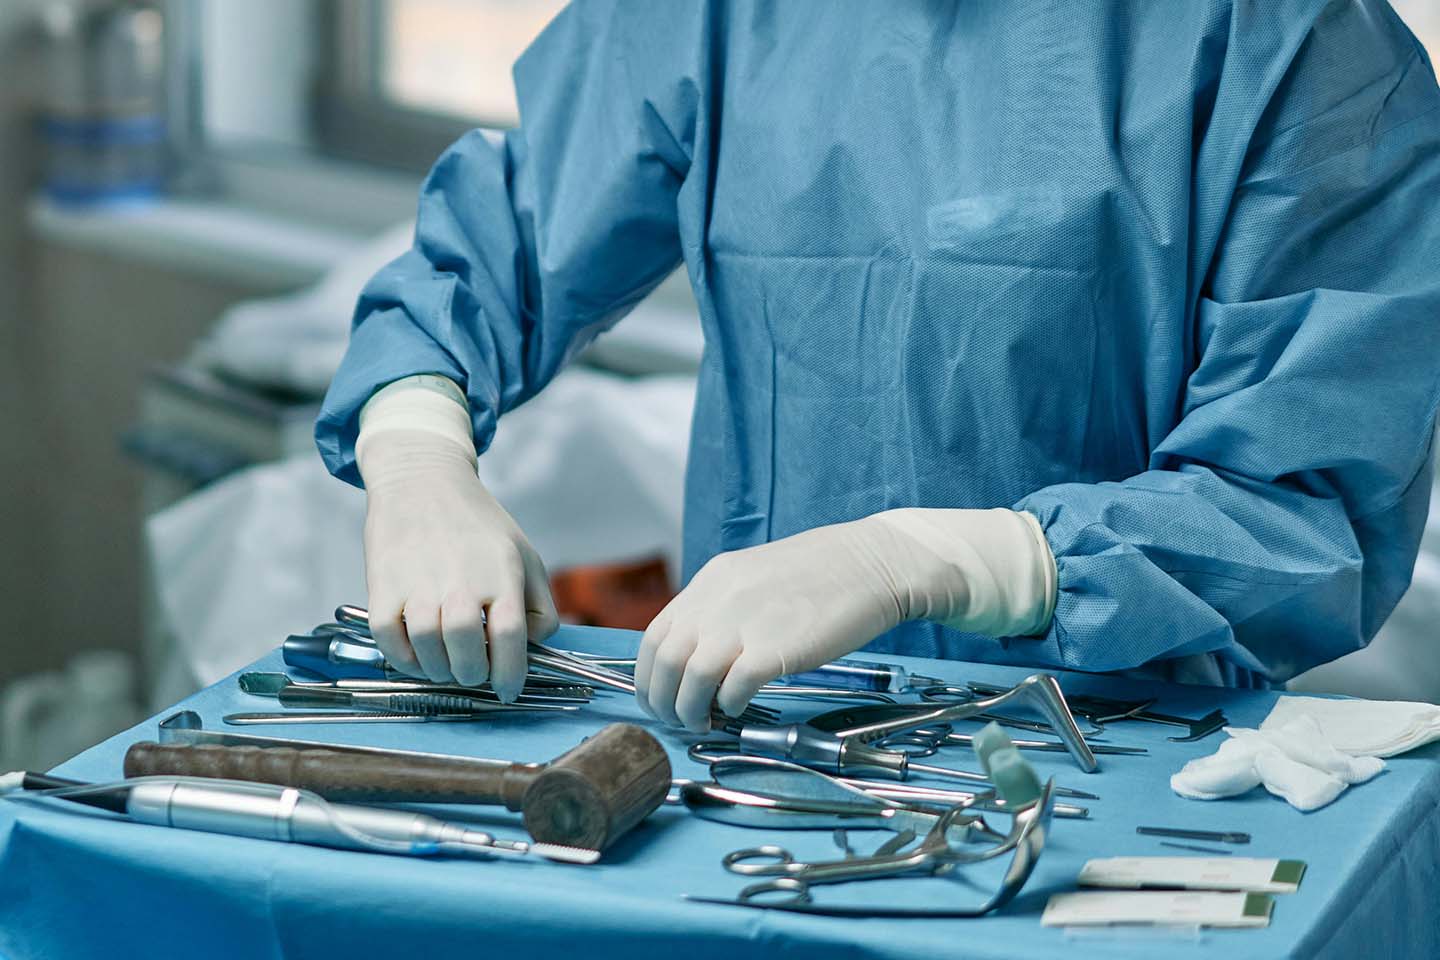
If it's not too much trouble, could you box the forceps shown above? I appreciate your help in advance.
[872,723,1147,757]
[563,654,899,704]
[687,781,1056,917]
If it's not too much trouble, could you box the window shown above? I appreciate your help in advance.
[315,0,565,170]
[1392,0,1440,61]
[198,1,1440,177]
[379,0,567,126]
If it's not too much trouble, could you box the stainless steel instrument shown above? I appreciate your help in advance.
[698,752,1090,819]
[685,780,1056,917]
[964,681,1229,742]
[239,671,594,705]
[223,712,497,725]
[332,604,781,727]
[11,774,597,864]
[871,723,1147,757]
[804,674,1100,773]
[687,735,1099,801]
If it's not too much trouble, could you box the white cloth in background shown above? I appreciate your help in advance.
[192,222,416,397]
[147,368,696,694]
[1168,689,1440,812]
[1289,442,1440,703]
[1262,695,1440,758]
[1171,716,1386,812]
[191,223,703,400]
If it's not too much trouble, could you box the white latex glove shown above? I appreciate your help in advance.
[356,378,559,700]
[633,507,1055,731]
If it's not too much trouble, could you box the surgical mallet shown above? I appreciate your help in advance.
[123,722,671,853]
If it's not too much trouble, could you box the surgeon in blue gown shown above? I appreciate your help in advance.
[318,0,1440,731]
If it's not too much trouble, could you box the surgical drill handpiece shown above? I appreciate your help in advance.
[728,722,1099,801]
[4,772,598,863]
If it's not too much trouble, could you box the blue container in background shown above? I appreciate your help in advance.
[40,1,167,208]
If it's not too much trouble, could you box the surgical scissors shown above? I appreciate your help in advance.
[688,781,1056,916]
[552,652,903,704]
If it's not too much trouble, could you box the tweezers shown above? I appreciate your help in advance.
[223,711,497,725]
[1136,826,1250,845]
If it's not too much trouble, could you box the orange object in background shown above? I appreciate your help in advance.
[549,556,675,631]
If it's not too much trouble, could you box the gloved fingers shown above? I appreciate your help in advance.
[521,550,561,642]
[674,640,742,732]
[717,648,783,720]
[633,602,679,718]
[643,626,698,727]
[485,587,530,703]
[403,602,456,683]
[439,598,489,688]
[367,597,422,676]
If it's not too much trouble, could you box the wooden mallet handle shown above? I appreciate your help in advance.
[124,722,672,851]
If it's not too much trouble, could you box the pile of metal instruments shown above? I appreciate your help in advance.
[679,724,1058,916]
[1,585,1253,928]
[273,606,784,726]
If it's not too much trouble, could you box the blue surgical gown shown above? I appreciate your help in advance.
[317,0,1440,687]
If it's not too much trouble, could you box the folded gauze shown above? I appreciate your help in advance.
[1261,695,1440,758]
[1171,715,1385,812]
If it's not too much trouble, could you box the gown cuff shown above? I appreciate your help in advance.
[869,507,1058,638]
[354,375,476,474]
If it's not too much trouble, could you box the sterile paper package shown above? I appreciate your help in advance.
[1042,891,1275,929]
[1078,857,1306,895]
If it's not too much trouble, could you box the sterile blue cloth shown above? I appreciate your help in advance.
[3,627,1440,959]
[316,0,1440,686]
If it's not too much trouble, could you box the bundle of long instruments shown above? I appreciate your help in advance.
[3,601,1242,919]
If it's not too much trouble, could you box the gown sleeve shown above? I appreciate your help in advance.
[1016,5,1440,681]
[315,0,702,485]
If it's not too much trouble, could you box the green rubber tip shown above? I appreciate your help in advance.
[987,749,1043,806]
[973,722,1042,806]
[972,722,1015,775]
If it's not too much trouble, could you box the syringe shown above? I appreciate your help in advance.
[771,658,945,693]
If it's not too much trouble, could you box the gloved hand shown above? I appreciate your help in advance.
[633,507,1055,731]
[358,428,559,700]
